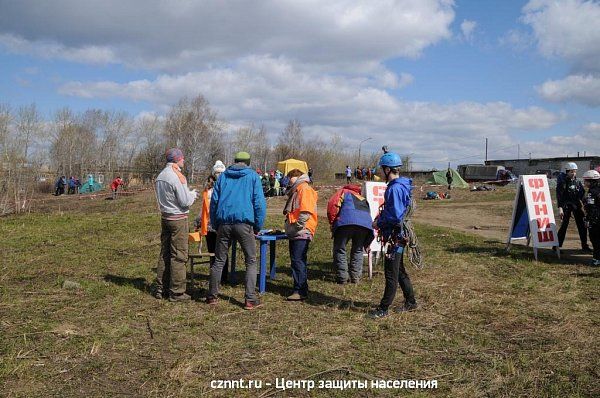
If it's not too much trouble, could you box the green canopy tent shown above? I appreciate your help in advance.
[426,169,469,188]
[79,175,104,193]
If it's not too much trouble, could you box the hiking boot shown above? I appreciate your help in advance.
[393,302,418,313]
[336,279,348,285]
[205,296,219,305]
[368,307,390,319]
[590,258,600,267]
[153,287,164,299]
[582,245,593,253]
[350,278,360,284]
[287,292,307,301]
[168,293,191,302]
[244,300,263,310]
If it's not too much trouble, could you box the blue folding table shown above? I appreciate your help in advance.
[230,230,288,293]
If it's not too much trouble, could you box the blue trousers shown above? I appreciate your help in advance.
[289,239,310,295]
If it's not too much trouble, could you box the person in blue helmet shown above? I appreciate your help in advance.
[369,149,417,319]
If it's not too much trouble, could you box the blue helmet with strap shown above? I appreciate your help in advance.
[378,152,402,168]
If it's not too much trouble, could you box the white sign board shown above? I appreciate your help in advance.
[364,181,387,252]
[506,175,559,260]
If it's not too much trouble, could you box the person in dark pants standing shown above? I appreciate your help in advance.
[369,151,417,319]
[556,162,591,252]
[583,170,600,266]
[283,169,318,301]
[194,160,228,284]
[154,148,198,302]
[207,151,266,310]
[446,168,453,190]
[327,184,374,284]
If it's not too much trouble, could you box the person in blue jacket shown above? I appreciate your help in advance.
[207,151,266,310]
[327,184,374,284]
[369,151,417,319]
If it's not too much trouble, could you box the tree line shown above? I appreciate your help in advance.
[0,94,385,214]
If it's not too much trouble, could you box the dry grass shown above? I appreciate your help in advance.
[1,189,598,397]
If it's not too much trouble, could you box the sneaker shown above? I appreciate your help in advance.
[368,307,390,319]
[153,288,164,299]
[244,300,263,310]
[205,296,219,305]
[590,259,600,267]
[582,246,593,253]
[393,302,418,313]
[287,292,307,301]
[168,293,191,302]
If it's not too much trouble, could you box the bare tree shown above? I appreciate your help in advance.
[165,95,224,183]
[274,119,304,161]
[133,114,166,182]
[16,103,41,163]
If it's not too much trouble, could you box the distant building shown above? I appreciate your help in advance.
[485,156,600,178]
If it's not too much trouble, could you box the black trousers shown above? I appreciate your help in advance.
[557,206,587,248]
[379,248,416,310]
[589,224,600,260]
[205,231,228,284]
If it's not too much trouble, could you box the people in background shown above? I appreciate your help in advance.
[556,162,590,252]
[446,168,453,190]
[345,165,352,183]
[68,176,77,194]
[54,175,66,196]
[110,176,124,199]
[583,169,600,266]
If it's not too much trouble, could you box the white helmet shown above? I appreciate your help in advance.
[564,162,578,171]
[212,160,226,176]
[582,170,600,180]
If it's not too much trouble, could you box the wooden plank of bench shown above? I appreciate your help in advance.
[189,253,215,258]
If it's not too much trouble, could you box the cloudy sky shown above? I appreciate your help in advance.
[1,0,599,168]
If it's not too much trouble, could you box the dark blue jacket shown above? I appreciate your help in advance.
[377,177,412,239]
[333,192,374,235]
[210,165,266,231]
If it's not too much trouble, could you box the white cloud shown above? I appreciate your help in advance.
[537,74,600,106]
[460,19,477,42]
[59,55,561,166]
[522,0,600,72]
[0,0,455,72]
[516,122,600,159]
[0,33,117,65]
[499,28,535,52]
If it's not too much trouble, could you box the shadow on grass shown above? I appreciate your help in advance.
[446,244,588,265]
[104,274,152,294]
[264,277,372,312]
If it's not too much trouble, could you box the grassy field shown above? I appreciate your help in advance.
[1,190,598,397]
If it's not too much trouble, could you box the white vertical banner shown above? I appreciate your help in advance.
[364,181,387,252]
[506,175,559,260]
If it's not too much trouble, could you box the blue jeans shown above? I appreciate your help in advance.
[289,239,310,295]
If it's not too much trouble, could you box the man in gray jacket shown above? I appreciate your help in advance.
[155,148,198,302]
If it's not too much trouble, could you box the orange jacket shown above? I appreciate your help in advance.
[199,189,211,236]
[286,182,318,236]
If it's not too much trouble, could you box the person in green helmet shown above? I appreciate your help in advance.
[207,151,266,310]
